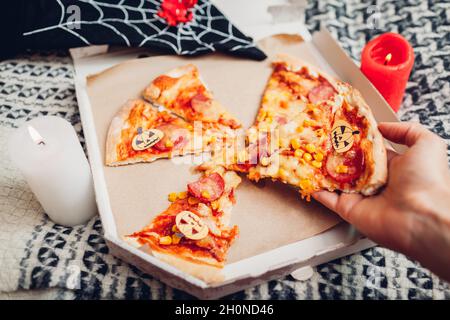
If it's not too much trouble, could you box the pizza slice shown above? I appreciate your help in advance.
[248,80,387,200]
[124,167,241,282]
[142,64,241,133]
[106,99,206,166]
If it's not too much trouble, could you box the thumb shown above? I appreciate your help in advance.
[378,122,435,147]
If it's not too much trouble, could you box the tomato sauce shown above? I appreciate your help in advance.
[131,198,237,263]
[343,106,367,133]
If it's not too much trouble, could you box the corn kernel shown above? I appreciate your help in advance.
[336,164,348,174]
[299,179,311,190]
[303,153,312,161]
[312,160,322,169]
[260,156,271,166]
[279,168,288,179]
[188,197,199,205]
[294,149,304,159]
[172,234,181,245]
[305,143,316,153]
[299,158,306,165]
[303,119,317,127]
[171,225,178,233]
[201,190,211,199]
[165,140,174,148]
[211,201,219,210]
[290,138,301,150]
[177,191,187,199]
[296,126,304,133]
[187,125,193,131]
[314,152,324,162]
[159,236,172,245]
[168,192,178,202]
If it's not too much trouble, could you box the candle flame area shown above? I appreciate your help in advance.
[27,125,46,146]
[384,53,392,65]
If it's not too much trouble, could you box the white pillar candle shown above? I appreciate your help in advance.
[8,116,97,226]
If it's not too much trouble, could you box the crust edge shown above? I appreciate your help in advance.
[341,85,388,195]
[105,99,141,166]
[123,236,225,284]
[263,55,388,196]
[273,53,340,91]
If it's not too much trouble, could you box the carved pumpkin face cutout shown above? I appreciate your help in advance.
[175,211,209,240]
[132,127,164,151]
[331,120,360,153]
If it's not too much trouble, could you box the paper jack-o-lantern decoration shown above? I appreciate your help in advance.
[331,120,360,153]
[176,210,209,240]
[132,127,164,151]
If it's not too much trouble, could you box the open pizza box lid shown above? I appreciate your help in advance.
[71,26,401,299]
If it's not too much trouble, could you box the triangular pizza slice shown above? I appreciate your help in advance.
[106,99,207,166]
[125,166,241,282]
[248,79,387,200]
[142,64,241,135]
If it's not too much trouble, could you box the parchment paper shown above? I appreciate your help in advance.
[86,34,341,264]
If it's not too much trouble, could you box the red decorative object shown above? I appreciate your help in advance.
[157,0,198,26]
[361,33,414,112]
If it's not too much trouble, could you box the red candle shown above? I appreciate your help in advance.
[361,33,414,112]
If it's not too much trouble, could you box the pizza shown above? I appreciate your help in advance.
[124,167,241,282]
[247,56,387,200]
[106,99,206,166]
[142,64,241,134]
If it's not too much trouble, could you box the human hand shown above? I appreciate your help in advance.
[313,122,450,282]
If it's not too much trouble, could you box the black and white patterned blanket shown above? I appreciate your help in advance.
[0,0,449,299]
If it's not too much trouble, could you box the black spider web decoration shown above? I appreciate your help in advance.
[21,0,266,60]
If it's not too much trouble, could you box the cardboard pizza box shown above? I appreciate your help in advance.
[72,28,401,299]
